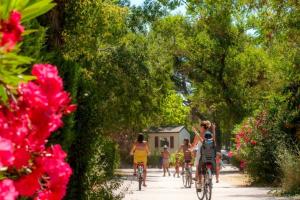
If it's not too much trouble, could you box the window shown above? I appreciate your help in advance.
[155,136,158,148]
[160,137,169,147]
[170,136,174,148]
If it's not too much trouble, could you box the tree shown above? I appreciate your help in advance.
[146,0,281,147]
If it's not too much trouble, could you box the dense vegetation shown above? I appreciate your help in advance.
[1,0,299,199]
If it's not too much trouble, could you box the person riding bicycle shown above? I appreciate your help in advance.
[177,138,193,175]
[130,133,150,187]
[192,121,216,180]
[197,122,216,191]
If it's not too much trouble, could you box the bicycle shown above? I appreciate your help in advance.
[196,163,213,200]
[137,162,144,191]
[182,162,193,188]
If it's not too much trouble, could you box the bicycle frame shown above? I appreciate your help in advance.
[182,162,193,188]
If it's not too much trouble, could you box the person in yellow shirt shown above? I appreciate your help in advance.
[130,133,150,187]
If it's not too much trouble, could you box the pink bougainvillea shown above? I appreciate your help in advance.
[0,137,14,167]
[0,179,18,200]
[0,10,24,51]
[0,10,76,200]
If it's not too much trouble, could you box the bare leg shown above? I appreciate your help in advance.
[216,167,220,183]
[133,163,137,175]
[195,164,199,180]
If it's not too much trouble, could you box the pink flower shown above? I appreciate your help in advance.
[0,10,24,51]
[12,144,31,169]
[250,140,257,145]
[32,64,63,95]
[35,191,52,200]
[240,161,246,169]
[14,169,42,197]
[228,151,233,158]
[64,104,77,115]
[0,179,18,200]
[34,145,72,199]
[0,137,14,168]
[0,64,75,199]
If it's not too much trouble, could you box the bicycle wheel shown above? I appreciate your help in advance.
[184,172,188,188]
[182,171,186,186]
[185,173,192,188]
[205,169,212,200]
[189,171,193,188]
[196,175,205,200]
[138,173,142,191]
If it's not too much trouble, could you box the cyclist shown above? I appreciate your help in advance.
[162,145,171,176]
[177,138,193,175]
[195,121,216,191]
[130,133,150,187]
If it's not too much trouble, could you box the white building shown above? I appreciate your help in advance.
[146,126,190,154]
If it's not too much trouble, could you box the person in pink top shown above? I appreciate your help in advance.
[177,138,193,174]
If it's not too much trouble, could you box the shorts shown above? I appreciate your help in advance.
[184,160,191,164]
[163,158,169,166]
[198,162,215,175]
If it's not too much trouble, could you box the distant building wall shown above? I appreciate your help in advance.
[179,128,191,145]
[148,127,191,154]
[148,133,179,154]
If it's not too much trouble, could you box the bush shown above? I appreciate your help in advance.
[148,151,161,168]
[232,105,287,184]
[169,152,184,167]
[230,154,244,171]
[277,146,300,194]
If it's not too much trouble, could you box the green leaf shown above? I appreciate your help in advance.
[21,0,56,22]
[14,0,30,11]
[0,86,8,103]
[22,29,38,36]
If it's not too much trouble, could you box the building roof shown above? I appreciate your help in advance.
[145,126,185,134]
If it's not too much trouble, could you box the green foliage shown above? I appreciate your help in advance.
[277,146,300,195]
[148,150,161,168]
[49,0,184,198]
[68,133,122,200]
[159,92,190,126]
[0,0,55,21]
[233,91,299,184]
[230,0,300,184]
[18,0,299,197]
[169,152,183,166]
[20,20,48,61]
[0,0,54,103]
[146,0,284,148]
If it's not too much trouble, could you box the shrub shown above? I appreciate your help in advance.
[230,154,244,171]
[277,146,300,194]
[169,152,184,167]
[148,150,161,168]
[233,106,287,183]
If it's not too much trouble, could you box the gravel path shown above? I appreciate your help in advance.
[119,165,293,200]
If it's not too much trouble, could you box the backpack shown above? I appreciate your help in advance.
[200,138,216,164]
